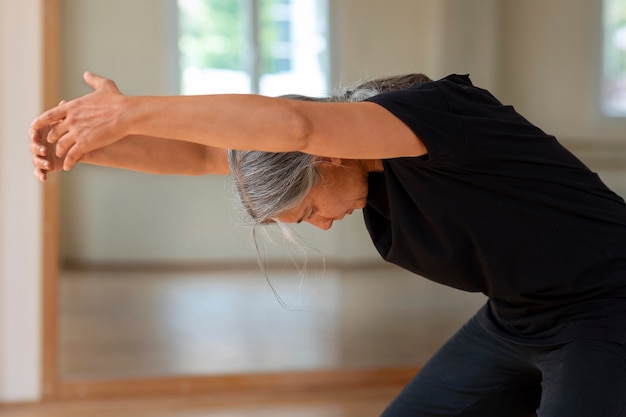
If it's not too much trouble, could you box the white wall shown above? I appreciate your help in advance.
[330,0,501,90]
[498,0,625,142]
[0,0,42,402]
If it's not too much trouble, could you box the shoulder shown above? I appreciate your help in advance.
[366,74,499,110]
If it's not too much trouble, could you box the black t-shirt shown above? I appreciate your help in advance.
[364,74,626,345]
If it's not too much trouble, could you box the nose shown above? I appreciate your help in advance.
[307,215,333,230]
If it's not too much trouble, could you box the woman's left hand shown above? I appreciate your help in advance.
[30,123,65,181]
[29,71,129,171]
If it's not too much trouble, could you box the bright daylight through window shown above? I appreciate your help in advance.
[603,0,626,116]
[178,0,329,97]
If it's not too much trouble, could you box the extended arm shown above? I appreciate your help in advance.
[30,72,427,171]
[86,135,229,175]
[31,130,228,182]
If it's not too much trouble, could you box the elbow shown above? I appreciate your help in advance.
[284,105,314,153]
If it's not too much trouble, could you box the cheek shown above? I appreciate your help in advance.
[314,188,341,215]
[349,180,368,202]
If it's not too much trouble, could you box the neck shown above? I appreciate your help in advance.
[362,159,384,173]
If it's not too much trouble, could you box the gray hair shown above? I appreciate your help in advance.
[227,149,320,225]
[228,94,328,226]
[228,74,431,308]
[228,73,432,226]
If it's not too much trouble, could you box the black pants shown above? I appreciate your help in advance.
[381,315,626,417]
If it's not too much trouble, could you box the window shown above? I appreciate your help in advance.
[178,0,329,97]
[602,0,626,116]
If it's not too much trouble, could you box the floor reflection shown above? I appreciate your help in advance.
[60,265,486,380]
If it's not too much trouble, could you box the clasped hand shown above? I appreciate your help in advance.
[29,71,127,179]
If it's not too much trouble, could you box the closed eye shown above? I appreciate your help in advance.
[297,207,316,224]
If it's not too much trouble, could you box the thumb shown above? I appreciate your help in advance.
[83,71,120,93]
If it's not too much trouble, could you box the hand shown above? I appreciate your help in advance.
[30,122,65,182]
[29,71,128,171]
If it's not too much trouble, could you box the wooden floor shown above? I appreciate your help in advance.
[0,385,402,417]
[0,265,485,415]
[59,265,485,380]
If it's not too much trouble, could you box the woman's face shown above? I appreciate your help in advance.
[276,160,370,230]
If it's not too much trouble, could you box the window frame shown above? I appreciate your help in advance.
[175,0,330,97]
[601,0,626,118]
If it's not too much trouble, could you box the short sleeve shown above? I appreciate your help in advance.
[365,78,466,163]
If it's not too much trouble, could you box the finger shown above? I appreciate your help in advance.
[34,167,47,182]
[55,134,75,158]
[46,120,69,144]
[83,71,121,93]
[29,124,49,142]
[30,142,48,157]
[29,125,42,142]
[30,106,67,132]
[33,155,51,171]
[63,146,83,171]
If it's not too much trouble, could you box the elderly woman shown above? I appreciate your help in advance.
[31,72,626,417]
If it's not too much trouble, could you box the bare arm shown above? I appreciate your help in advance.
[31,130,228,182]
[30,72,427,171]
[84,135,229,175]
[123,95,425,158]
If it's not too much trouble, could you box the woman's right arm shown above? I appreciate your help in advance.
[31,130,229,182]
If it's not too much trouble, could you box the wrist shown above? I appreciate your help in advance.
[118,95,140,137]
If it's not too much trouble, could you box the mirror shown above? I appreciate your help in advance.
[56,0,486,384]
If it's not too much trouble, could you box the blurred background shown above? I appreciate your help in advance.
[1,0,626,413]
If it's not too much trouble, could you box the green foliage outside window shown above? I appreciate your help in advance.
[178,0,289,75]
[603,0,626,115]
[604,0,626,79]
[178,0,244,71]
